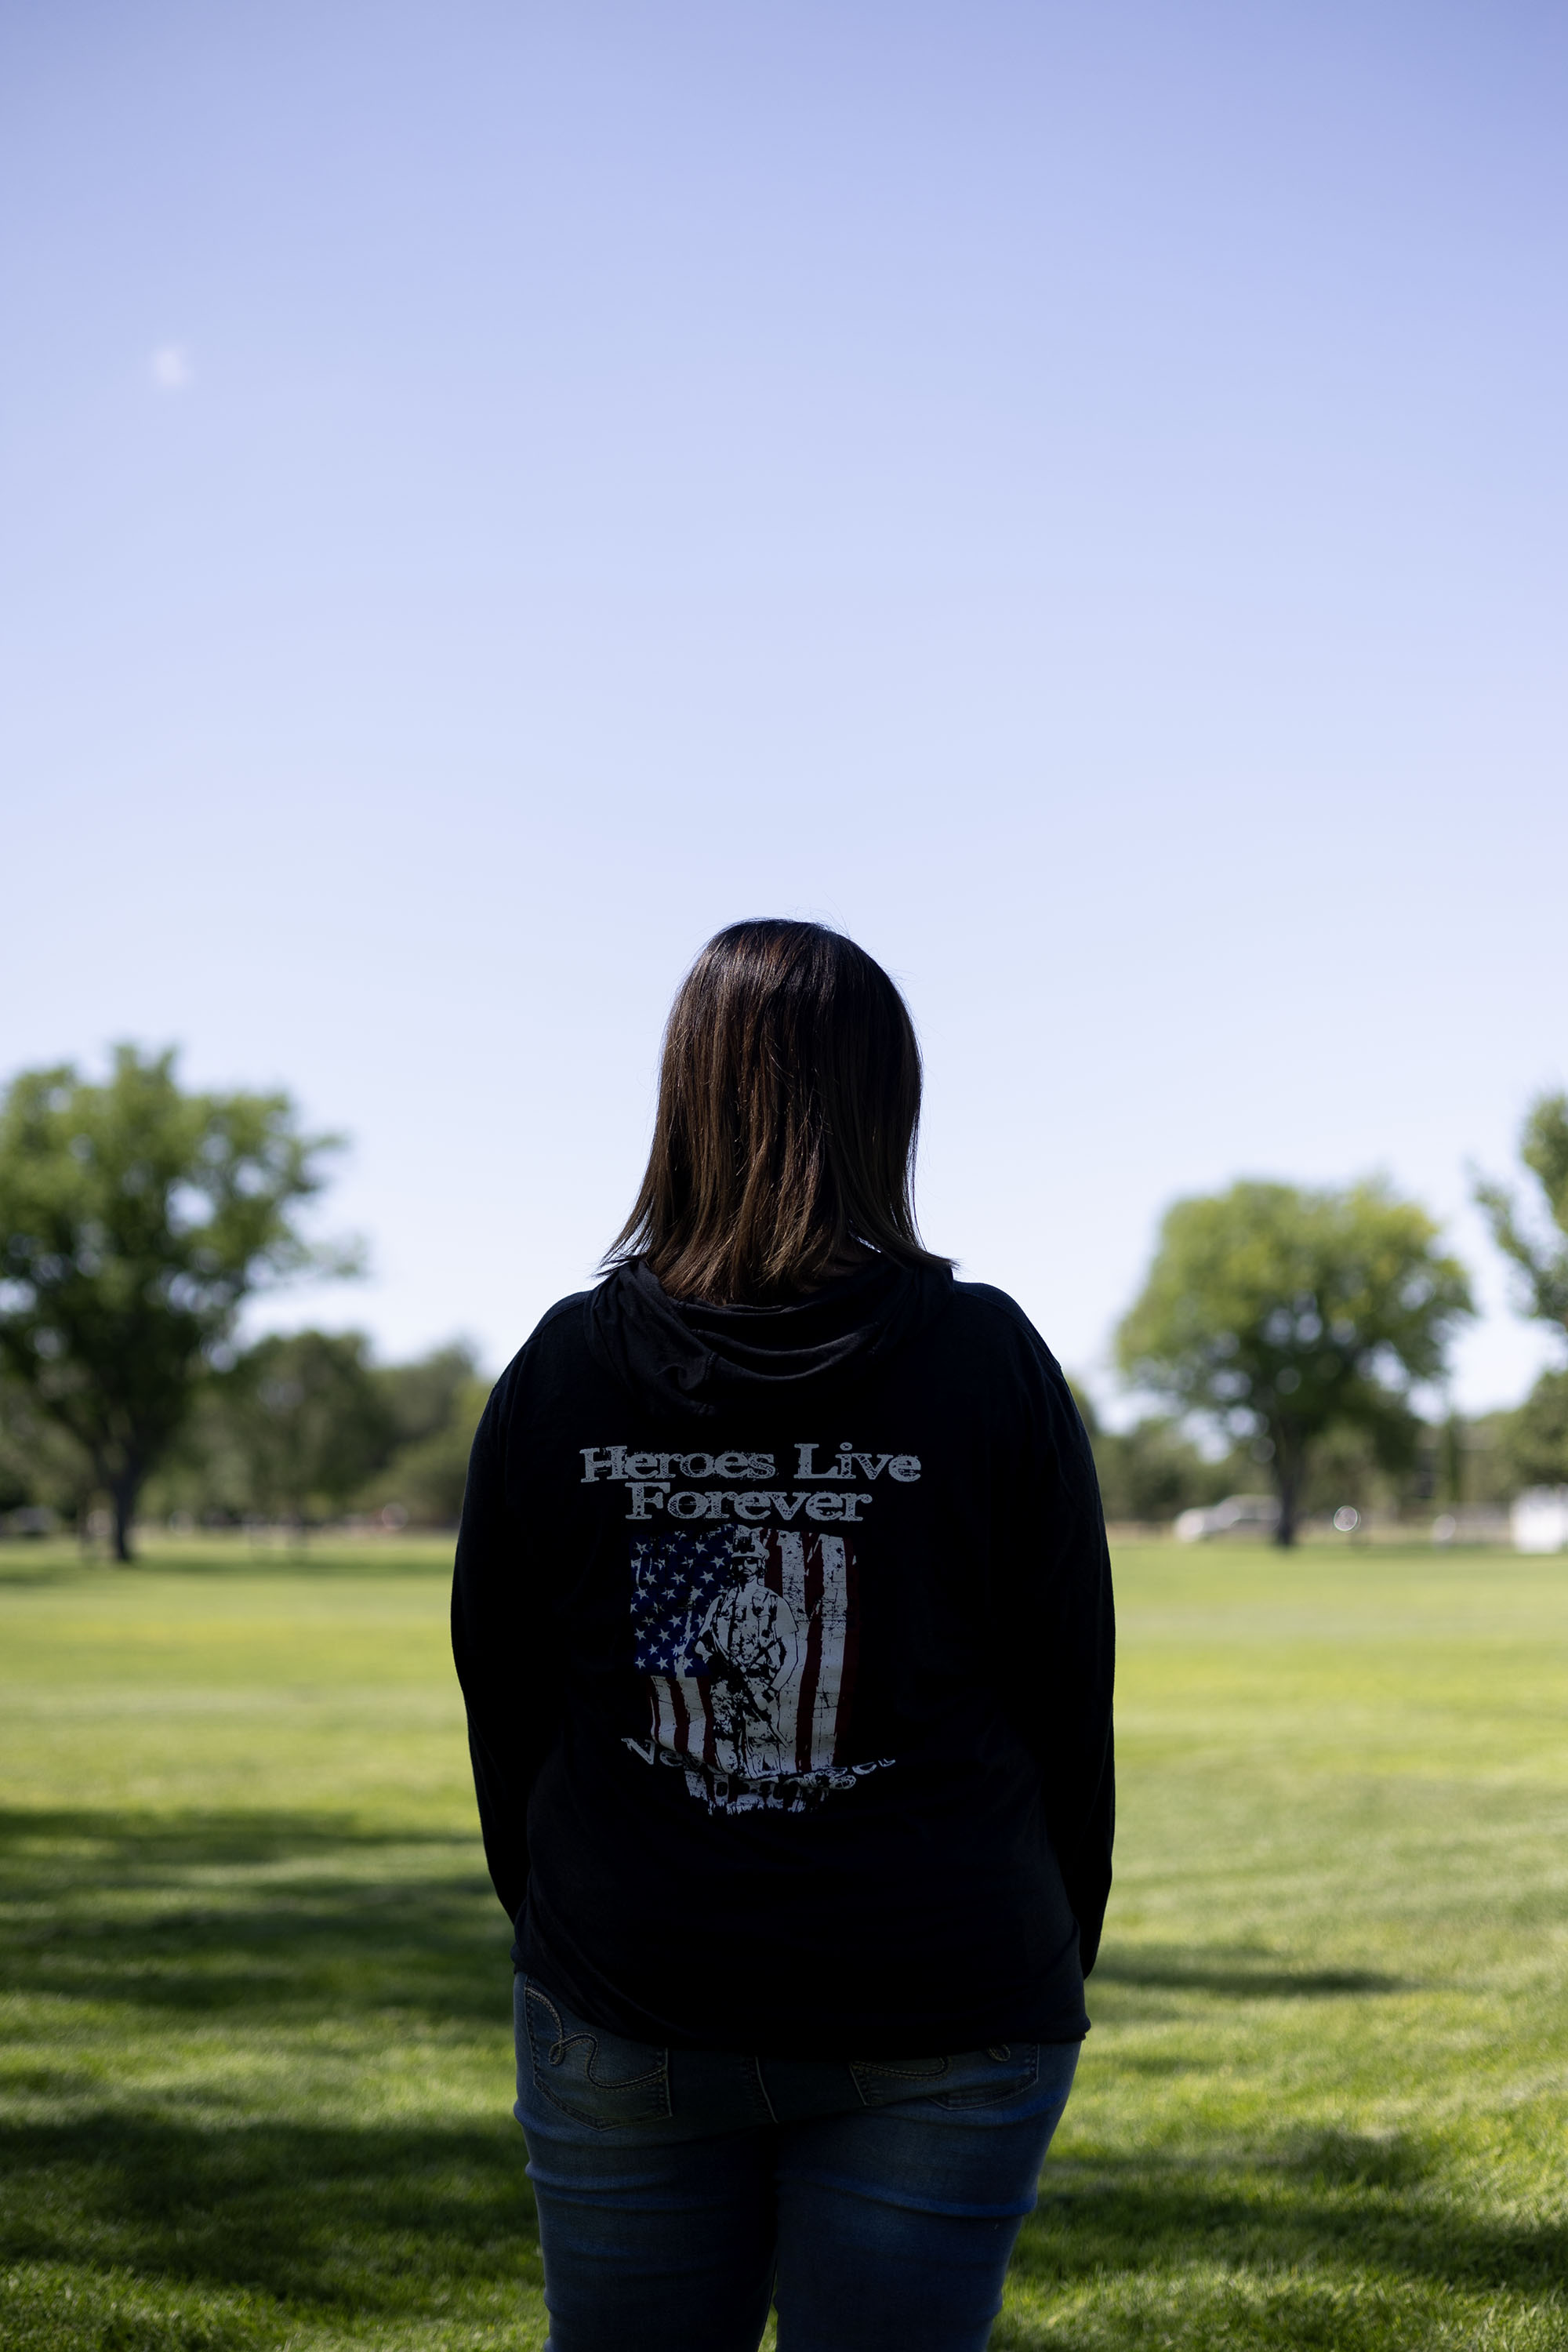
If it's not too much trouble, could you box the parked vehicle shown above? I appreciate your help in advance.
[1174,1494,1281,1543]
[0,1505,57,1541]
[1512,1488,1568,1553]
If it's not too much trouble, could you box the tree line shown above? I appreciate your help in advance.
[0,1322,487,1543]
[2,1047,1565,1554]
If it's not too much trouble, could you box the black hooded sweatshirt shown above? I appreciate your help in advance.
[451,1255,1114,2058]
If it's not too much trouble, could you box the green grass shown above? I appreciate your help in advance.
[1,1534,1566,2350]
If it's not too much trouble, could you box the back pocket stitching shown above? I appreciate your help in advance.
[938,2047,1040,2108]
[523,1984,670,2122]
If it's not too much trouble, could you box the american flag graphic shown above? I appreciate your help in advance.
[630,1526,861,1786]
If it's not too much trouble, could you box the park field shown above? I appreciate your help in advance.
[1,1535,1566,2351]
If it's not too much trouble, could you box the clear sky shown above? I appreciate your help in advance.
[2,1,1565,1415]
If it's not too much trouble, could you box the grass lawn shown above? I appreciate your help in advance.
[1,1534,1565,2350]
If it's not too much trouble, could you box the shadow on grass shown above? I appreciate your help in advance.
[1094,1945,1408,2000]
[3,2111,1563,2325]
[0,1802,534,2336]
[0,2111,536,2318]
[0,1806,507,2025]
[1018,2140,1568,2298]
[4,1806,1555,2334]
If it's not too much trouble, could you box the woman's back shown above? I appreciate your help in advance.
[452,1249,1112,2056]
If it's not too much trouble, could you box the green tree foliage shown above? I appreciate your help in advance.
[0,1372,94,1527]
[1501,1370,1568,1491]
[1116,1180,1474,1545]
[364,1344,490,1526]
[0,1047,348,1559]
[1474,1092,1568,1344]
[145,1337,490,1533]
[225,1330,397,1530]
[1066,1380,1236,1523]
[375,1344,482,1457]
[1298,1418,1422,1521]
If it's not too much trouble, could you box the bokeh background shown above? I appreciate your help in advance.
[5,16,1568,2352]
[5,0,1565,1414]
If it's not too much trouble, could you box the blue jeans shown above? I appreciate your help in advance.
[513,1974,1079,2352]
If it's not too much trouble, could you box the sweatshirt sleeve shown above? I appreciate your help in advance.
[450,1370,564,1926]
[991,1323,1116,1974]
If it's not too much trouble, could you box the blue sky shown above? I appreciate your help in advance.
[2,1,1565,1414]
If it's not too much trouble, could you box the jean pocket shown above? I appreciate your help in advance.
[521,1978,672,2129]
[850,2043,1040,2111]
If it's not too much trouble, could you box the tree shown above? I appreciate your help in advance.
[1116,1179,1474,1545]
[224,1330,397,1530]
[375,1343,483,1457]
[145,1335,490,1533]
[0,1372,95,1529]
[361,1343,490,1525]
[0,1047,350,1560]
[1065,1379,1237,1525]
[1501,1370,1568,1492]
[1474,1093,1568,1344]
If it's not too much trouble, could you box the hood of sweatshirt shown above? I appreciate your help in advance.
[583,1254,955,1420]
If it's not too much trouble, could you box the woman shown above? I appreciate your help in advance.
[452,920,1114,2352]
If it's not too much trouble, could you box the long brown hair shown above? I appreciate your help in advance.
[609,920,950,1304]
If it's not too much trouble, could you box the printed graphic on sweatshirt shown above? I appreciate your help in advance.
[623,1524,886,1814]
[580,1441,921,1523]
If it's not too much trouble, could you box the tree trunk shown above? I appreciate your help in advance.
[1443,1412,1465,1508]
[109,1469,140,1563]
[1272,1421,1302,1548]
